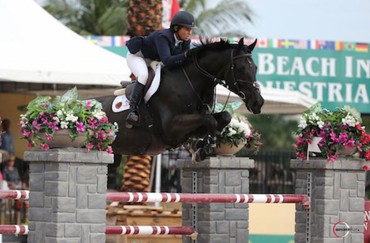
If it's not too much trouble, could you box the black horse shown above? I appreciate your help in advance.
[97,38,264,165]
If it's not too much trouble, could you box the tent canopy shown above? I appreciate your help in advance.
[0,0,316,114]
[0,0,130,85]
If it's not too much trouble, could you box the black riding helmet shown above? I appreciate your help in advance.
[170,11,195,29]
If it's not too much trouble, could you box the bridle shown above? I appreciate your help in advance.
[191,48,260,100]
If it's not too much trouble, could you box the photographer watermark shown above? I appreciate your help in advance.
[332,221,362,238]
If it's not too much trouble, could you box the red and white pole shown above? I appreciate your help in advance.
[105,226,194,235]
[0,225,29,235]
[0,190,29,200]
[106,192,310,207]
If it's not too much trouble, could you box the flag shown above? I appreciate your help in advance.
[162,0,180,28]
[170,0,180,19]
[85,36,100,44]
[355,43,368,52]
[317,40,335,50]
[280,39,295,49]
[256,39,269,48]
[97,36,113,46]
[309,40,318,50]
[269,39,281,48]
[293,40,309,49]
[344,42,355,51]
[335,41,344,51]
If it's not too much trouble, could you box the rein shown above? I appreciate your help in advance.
[192,49,257,99]
[181,48,258,113]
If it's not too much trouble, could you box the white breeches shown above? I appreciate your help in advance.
[126,51,151,85]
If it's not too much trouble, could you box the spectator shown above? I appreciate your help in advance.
[2,155,21,189]
[1,118,15,156]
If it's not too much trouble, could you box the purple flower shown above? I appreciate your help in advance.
[76,121,85,132]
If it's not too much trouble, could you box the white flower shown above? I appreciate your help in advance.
[93,110,106,120]
[317,120,325,128]
[56,110,64,118]
[52,117,60,123]
[65,112,78,122]
[228,128,237,136]
[298,116,307,129]
[60,121,69,129]
[342,114,358,127]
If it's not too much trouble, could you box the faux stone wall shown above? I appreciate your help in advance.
[24,148,112,243]
[177,157,254,243]
[292,158,368,243]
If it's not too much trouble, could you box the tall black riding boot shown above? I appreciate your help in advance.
[126,82,145,128]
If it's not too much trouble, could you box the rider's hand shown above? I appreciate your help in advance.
[185,48,199,58]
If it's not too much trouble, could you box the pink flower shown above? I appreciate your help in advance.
[40,143,49,150]
[86,101,92,109]
[45,133,52,141]
[27,142,34,148]
[362,165,370,171]
[106,147,113,154]
[32,120,40,129]
[85,142,94,152]
[76,121,85,132]
[47,121,58,130]
[21,129,31,138]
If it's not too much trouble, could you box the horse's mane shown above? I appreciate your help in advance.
[193,38,247,52]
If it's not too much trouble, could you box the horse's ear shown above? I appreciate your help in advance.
[248,39,257,52]
[238,38,244,49]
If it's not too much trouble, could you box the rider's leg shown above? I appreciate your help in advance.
[126,52,148,128]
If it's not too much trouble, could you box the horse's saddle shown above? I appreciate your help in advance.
[124,67,155,99]
[112,63,162,114]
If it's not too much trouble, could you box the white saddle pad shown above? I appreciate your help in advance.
[112,64,162,113]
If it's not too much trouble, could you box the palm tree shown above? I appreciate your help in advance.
[183,0,254,37]
[121,0,163,194]
[43,0,128,35]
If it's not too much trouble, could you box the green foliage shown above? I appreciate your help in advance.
[183,0,254,37]
[43,0,128,35]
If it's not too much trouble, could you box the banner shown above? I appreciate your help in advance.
[253,41,370,113]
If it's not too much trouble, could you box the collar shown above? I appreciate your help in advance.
[174,34,183,46]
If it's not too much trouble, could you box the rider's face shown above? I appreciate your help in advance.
[177,26,192,41]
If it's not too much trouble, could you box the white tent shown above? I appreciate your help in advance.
[0,0,130,85]
[0,0,316,114]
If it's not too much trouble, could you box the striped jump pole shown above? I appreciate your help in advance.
[106,192,310,208]
[106,226,195,236]
[0,190,29,200]
[0,225,29,235]
[0,225,195,237]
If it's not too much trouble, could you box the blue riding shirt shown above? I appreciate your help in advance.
[126,29,190,69]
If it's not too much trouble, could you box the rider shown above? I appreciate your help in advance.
[125,11,197,128]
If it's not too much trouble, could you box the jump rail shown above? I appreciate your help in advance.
[106,192,310,208]
[0,225,195,236]
[0,190,310,208]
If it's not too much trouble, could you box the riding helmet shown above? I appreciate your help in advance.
[170,11,195,29]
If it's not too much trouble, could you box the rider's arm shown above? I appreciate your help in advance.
[155,35,187,69]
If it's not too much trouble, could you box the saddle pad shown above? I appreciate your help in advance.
[112,63,162,113]
[112,95,130,113]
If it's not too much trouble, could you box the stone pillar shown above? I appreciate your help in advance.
[291,158,369,243]
[177,156,254,243]
[24,148,113,243]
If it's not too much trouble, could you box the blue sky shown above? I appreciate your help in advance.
[244,0,370,43]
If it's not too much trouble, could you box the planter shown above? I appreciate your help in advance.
[39,129,87,148]
[214,142,246,156]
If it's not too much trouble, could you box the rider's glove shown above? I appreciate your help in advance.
[185,48,199,58]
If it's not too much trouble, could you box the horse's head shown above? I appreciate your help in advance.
[226,38,264,114]
[191,38,264,114]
